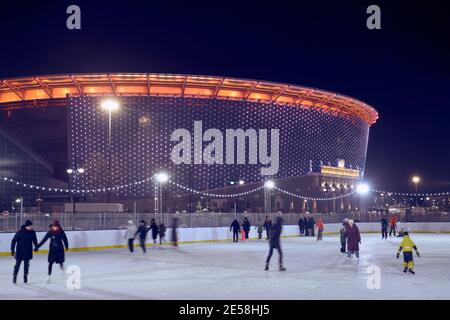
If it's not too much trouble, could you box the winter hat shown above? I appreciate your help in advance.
[24,220,33,227]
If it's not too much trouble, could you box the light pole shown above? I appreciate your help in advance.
[155,172,169,219]
[101,99,120,203]
[412,176,420,207]
[230,180,244,219]
[264,180,275,215]
[67,167,85,215]
[15,197,23,226]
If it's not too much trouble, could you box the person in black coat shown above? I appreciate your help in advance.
[230,219,240,243]
[381,215,388,239]
[10,220,38,284]
[298,217,305,236]
[302,217,308,236]
[135,220,149,253]
[149,219,159,245]
[309,217,316,237]
[172,217,179,247]
[265,216,286,271]
[159,222,166,245]
[242,217,251,240]
[35,220,69,283]
[264,217,272,240]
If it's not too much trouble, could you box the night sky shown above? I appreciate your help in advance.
[0,0,449,193]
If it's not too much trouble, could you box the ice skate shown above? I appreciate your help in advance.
[24,275,28,284]
[279,266,286,271]
[408,269,415,275]
[264,264,269,271]
[13,275,17,284]
[403,267,408,273]
[46,275,51,283]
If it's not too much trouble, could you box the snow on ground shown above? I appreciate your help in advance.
[1,233,450,300]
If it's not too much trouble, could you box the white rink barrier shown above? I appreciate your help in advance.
[1,222,450,255]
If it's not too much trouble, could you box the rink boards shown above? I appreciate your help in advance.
[1,222,450,256]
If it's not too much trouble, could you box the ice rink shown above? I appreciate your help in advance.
[1,233,450,300]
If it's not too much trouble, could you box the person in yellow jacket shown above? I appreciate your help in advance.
[396,232,420,274]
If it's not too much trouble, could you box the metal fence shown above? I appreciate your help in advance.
[1,211,450,233]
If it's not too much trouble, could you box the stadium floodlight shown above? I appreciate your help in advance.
[15,198,22,203]
[264,180,275,189]
[66,168,74,174]
[412,176,420,184]
[356,183,370,195]
[238,180,245,185]
[101,99,120,112]
[155,172,169,183]
[77,168,85,174]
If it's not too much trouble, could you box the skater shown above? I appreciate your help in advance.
[315,217,324,241]
[149,219,159,245]
[230,218,240,243]
[35,220,69,283]
[172,217,179,247]
[124,220,137,253]
[303,216,308,236]
[10,220,38,284]
[242,217,251,240]
[396,232,420,274]
[255,219,264,240]
[264,217,272,240]
[389,214,397,237]
[307,216,315,237]
[381,215,388,239]
[264,216,286,271]
[345,219,361,260]
[339,219,348,253]
[298,216,305,236]
[135,220,149,253]
[159,222,166,245]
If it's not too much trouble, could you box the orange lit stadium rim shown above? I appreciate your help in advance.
[0,73,378,125]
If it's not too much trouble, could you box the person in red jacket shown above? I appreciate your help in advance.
[389,215,397,237]
[315,218,325,241]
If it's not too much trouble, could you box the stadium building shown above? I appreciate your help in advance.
[0,74,378,213]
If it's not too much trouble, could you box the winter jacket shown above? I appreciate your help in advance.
[242,220,251,232]
[149,222,159,239]
[398,235,417,253]
[38,230,69,264]
[135,225,149,239]
[269,223,282,248]
[381,218,388,229]
[11,226,38,261]
[389,216,397,227]
[264,220,272,231]
[315,219,324,231]
[345,224,361,252]
[230,220,240,232]
[308,218,315,229]
[159,224,166,237]
[256,224,264,233]
[298,219,305,228]
[125,224,137,239]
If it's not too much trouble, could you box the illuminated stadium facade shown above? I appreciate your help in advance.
[0,74,378,212]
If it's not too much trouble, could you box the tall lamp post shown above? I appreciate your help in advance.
[356,183,370,220]
[412,176,420,207]
[264,180,275,216]
[67,167,85,215]
[101,99,120,203]
[15,197,23,227]
[230,180,244,219]
[155,172,169,219]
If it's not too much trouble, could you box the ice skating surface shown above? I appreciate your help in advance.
[1,234,450,300]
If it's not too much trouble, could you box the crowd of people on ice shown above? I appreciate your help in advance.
[9,213,420,285]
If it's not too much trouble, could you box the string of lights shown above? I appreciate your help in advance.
[1,176,153,194]
[274,186,356,201]
[371,189,450,197]
[168,180,264,198]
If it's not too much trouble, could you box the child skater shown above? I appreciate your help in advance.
[396,232,420,274]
